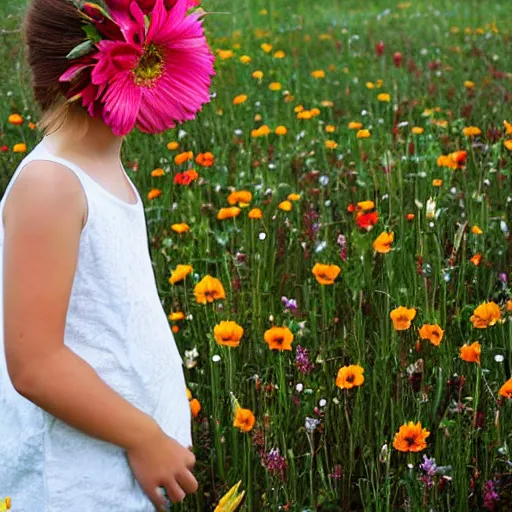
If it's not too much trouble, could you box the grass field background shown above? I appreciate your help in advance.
[2,0,512,510]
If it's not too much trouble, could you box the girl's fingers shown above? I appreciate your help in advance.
[163,478,187,503]
[175,469,199,495]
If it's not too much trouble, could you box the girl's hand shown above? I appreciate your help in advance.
[126,427,198,510]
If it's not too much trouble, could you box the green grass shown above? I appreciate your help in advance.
[2,0,512,510]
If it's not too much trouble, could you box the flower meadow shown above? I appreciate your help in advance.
[2,0,512,510]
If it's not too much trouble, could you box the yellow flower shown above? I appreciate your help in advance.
[171,223,190,234]
[471,225,483,235]
[269,82,282,91]
[218,49,234,60]
[390,306,417,330]
[325,125,336,133]
[260,43,273,53]
[373,231,394,254]
[470,301,501,328]
[252,70,264,80]
[356,129,371,139]
[356,200,375,212]
[233,94,248,105]
[336,365,364,389]
[348,121,363,130]
[310,108,321,117]
[194,275,226,304]
[294,105,304,113]
[214,480,245,512]
[464,80,475,89]
[167,141,179,151]
[275,125,287,135]
[251,125,271,138]
[168,311,185,321]
[504,120,512,135]
[273,50,285,59]
[13,143,27,153]
[239,55,251,64]
[504,140,512,151]
[297,110,312,120]
[214,321,244,347]
[325,140,338,150]
[321,100,334,107]
[287,193,301,201]
[366,81,375,89]
[151,168,165,177]
[311,69,326,79]
[312,263,341,285]
[278,200,292,211]
[0,497,11,511]
[169,264,193,285]
[432,179,443,187]
[463,126,482,137]
[248,208,263,219]
[377,93,391,102]
[412,127,424,134]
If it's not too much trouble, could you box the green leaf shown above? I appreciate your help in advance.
[82,23,101,44]
[66,40,94,61]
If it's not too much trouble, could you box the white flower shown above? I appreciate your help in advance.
[319,175,329,186]
[426,197,437,220]
[212,355,221,363]
[305,417,321,432]
[178,129,187,139]
[319,399,327,407]
[259,232,267,241]
[494,355,505,363]
[315,241,327,253]
[296,383,304,392]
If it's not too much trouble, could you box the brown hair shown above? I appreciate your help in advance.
[23,0,90,135]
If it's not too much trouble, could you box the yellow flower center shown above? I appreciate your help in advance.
[134,44,164,86]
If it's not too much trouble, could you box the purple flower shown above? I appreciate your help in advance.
[419,455,437,476]
[337,234,347,261]
[281,296,298,311]
[295,345,314,374]
[262,448,287,476]
[328,464,342,479]
[483,479,499,510]
[498,272,508,284]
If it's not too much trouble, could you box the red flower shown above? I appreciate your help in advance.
[0,145,9,152]
[376,41,385,57]
[393,52,403,67]
[356,211,379,230]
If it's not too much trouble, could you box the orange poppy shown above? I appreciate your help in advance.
[278,200,292,211]
[233,406,256,432]
[214,321,244,347]
[168,311,185,321]
[151,168,165,177]
[228,190,252,206]
[373,232,394,253]
[348,121,363,130]
[8,113,23,125]
[312,263,341,285]
[147,189,162,200]
[233,94,248,105]
[194,275,226,304]
[470,302,501,328]
[336,365,365,389]
[393,421,430,452]
[264,326,294,351]
[460,341,481,363]
[470,254,482,266]
[218,207,242,220]
[499,378,512,399]
[174,151,194,165]
[418,324,444,346]
[169,264,193,285]
[190,398,201,418]
[275,125,288,135]
[390,307,416,330]
[248,208,263,219]
[171,223,190,234]
[463,126,482,137]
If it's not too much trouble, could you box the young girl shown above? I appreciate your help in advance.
[0,0,215,510]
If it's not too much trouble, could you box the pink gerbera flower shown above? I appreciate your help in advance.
[60,0,215,136]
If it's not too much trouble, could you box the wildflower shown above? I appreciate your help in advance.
[168,311,185,321]
[218,207,242,220]
[460,341,481,364]
[432,179,443,187]
[393,421,430,452]
[262,448,287,476]
[504,120,512,135]
[483,480,499,510]
[278,200,292,211]
[0,497,11,511]
[194,275,226,304]
[174,169,198,185]
[260,43,272,53]
[419,455,437,488]
[325,140,338,150]
[356,211,379,230]
[336,365,364,389]
[175,151,194,165]
[214,480,245,512]
[273,50,285,59]
[470,254,482,266]
[337,234,347,261]
[248,208,263,219]
[8,113,23,125]
[356,129,371,139]
[264,326,294,351]
[169,264,193,285]
[393,52,403,67]
[275,125,287,135]
[171,223,190,234]
[214,321,244,347]
[356,200,375,211]
[297,110,312,120]
[464,80,475,89]
[390,306,417,330]
[470,302,501,328]
[189,398,201,418]
[325,125,336,133]
[305,417,321,433]
[233,94,248,105]
[151,168,165,177]
[418,324,444,346]
[312,263,341,285]
[147,188,162,200]
[504,140,512,150]
[471,225,483,235]
[167,141,179,150]
[463,126,482,137]
[373,232,394,254]
[218,49,234,59]
[499,378,512,398]
[437,150,467,169]
[252,70,264,80]
[311,69,326,78]
[281,296,298,311]
[196,152,214,167]
[28,122,36,130]
[251,125,271,137]
[295,345,314,374]
[12,143,27,153]
[239,55,251,64]
[287,193,300,201]
[375,40,385,56]
[426,198,437,220]
[406,213,415,221]
[348,121,363,130]
[378,93,391,102]
[366,81,375,89]
[269,82,282,91]
[228,190,252,206]
[412,127,424,134]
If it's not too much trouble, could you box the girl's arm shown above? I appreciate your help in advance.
[3,161,197,509]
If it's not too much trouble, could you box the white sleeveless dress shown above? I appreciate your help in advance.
[0,139,192,511]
